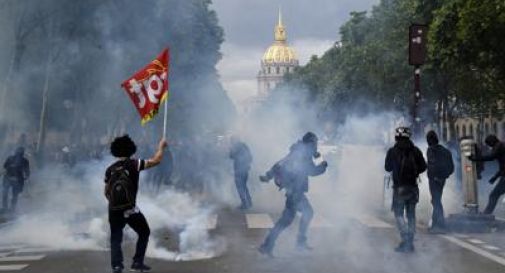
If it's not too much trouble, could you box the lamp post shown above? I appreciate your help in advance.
[408,24,428,136]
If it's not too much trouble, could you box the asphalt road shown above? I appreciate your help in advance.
[1,207,505,273]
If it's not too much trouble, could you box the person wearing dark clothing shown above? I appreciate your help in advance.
[468,135,505,215]
[229,138,253,210]
[385,127,427,253]
[258,132,327,257]
[105,135,167,273]
[2,147,30,213]
[426,131,454,233]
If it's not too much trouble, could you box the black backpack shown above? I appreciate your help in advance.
[398,149,418,183]
[271,156,296,190]
[439,147,454,179]
[107,162,135,211]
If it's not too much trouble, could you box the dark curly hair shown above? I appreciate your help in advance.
[110,135,137,158]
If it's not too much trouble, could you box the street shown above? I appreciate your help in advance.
[1,205,505,273]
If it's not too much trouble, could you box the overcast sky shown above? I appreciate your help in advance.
[211,0,379,106]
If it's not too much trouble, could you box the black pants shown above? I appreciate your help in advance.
[109,210,150,269]
[484,177,505,214]
[429,178,446,228]
[261,193,313,251]
[392,187,418,244]
[234,171,252,208]
[2,177,23,211]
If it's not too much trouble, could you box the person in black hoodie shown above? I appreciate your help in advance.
[426,131,454,233]
[385,127,426,253]
[2,147,30,213]
[229,137,253,210]
[469,135,505,214]
[258,132,327,257]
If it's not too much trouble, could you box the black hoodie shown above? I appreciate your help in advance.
[385,138,427,188]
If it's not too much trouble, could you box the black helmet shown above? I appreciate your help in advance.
[302,132,318,143]
[395,127,412,138]
[485,135,499,147]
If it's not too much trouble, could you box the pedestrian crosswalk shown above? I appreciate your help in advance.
[204,212,339,230]
[0,245,52,271]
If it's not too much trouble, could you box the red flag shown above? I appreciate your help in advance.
[121,48,169,125]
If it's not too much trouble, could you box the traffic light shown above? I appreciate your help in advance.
[409,24,428,66]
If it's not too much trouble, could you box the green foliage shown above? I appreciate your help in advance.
[283,0,504,125]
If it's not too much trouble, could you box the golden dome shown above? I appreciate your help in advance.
[262,9,298,65]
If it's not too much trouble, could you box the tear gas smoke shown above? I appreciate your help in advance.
[1,158,226,261]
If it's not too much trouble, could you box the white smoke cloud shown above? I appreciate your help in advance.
[1,158,226,261]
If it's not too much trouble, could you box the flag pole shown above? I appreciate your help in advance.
[162,95,168,139]
[162,47,169,139]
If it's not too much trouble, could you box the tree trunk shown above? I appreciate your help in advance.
[36,57,52,160]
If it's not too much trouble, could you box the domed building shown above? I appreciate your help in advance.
[257,10,299,97]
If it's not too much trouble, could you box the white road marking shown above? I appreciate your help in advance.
[468,238,485,244]
[0,264,29,271]
[453,233,469,239]
[246,213,274,229]
[206,214,218,230]
[15,247,56,254]
[441,235,505,267]
[0,245,24,251]
[354,215,393,228]
[0,255,45,262]
[0,252,11,258]
[482,245,501,251]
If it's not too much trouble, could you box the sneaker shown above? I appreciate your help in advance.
[428,226,446,234]
[130,263,151,272]
[112,266,123,273]
[258,244,274,258]
[296,243,314,252]
[394,241,406,252]
[395,241,415,253]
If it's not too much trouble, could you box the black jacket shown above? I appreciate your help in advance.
[427,144,454,180]
[3,155,30,183]
[473,141,505,177]
[229,142,252,174]
[264,141,326,194]
[385,138,427,188]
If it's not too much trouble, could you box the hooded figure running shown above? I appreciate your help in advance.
[229,137,253,210]
[258,132,327,257]
[2,147,30,213]
[468,135,505,215]
[385,127,426,253]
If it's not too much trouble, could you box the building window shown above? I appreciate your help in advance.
[485,123,490,135]
[470,124,474,137]
[456,125,460,138]
[276,66,280,74]
[493,122,498,134]
[462,125,467,136]
[268,67,271,74]
[286,67,290,73]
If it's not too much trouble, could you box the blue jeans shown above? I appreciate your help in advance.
[261,193,313,251]
[109,211,150,269]
[429,178,446,228]
[392,187,418,244]
[484,177,505,214]
[2,177,23,211]
[234,172,252,208]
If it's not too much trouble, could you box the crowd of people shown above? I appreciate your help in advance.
[1,128,504,272]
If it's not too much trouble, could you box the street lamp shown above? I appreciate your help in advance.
[409,24,428,136]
